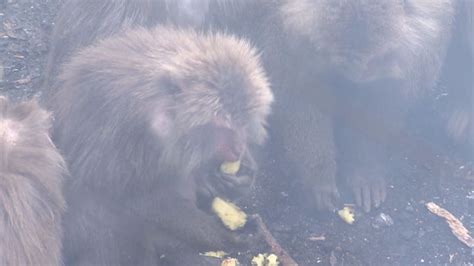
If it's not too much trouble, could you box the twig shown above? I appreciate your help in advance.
[426,202,474,248]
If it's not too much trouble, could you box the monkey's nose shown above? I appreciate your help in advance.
[221,141,244,162]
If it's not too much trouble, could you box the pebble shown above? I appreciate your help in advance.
[372,213,394,229]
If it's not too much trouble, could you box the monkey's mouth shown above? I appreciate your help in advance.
[216,162,255,187]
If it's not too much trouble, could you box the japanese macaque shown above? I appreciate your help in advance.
[210,0,455,212]
[50,26,273,265]
[0,96,66,265]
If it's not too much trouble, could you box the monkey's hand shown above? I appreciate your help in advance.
[308,176,340,212]
[200,151,257,201]
[274,100,339,212]
[142,196,266,252]
[346,166,387,213]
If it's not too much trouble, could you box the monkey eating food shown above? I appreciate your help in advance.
[50,26,273,265]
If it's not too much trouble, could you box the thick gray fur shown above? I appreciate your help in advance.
[0,96,66,265]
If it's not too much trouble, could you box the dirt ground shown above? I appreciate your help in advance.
[1,0,472,265]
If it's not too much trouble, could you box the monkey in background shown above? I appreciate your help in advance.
[209,0,455,212]
[50,26,273,265]
[43,0,213,101]
[0,96,66,265]
[440,0,473,154]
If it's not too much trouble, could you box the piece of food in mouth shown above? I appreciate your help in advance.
[220,160,241,175]
[338,206,355,224]
[212,197,247,230]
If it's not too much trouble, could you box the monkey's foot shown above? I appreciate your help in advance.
[347,169,387,213]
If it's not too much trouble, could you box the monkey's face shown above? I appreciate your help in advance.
[152,78,271,200]
[280,0,452,83]
[151,113,260,201]
[152,102,262,201]
[149,31,272,199]
[186,122,258,200]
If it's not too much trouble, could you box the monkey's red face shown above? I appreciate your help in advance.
[209,116,247,162]
[213,126,244,162]
[186,121,248,167]
[185,121,257,200]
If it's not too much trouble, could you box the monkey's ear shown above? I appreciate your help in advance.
[149,102,176,141]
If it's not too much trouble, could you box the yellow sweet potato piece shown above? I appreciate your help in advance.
[338,206,355,224]
[212,197,247,230]
[220,160,241,175]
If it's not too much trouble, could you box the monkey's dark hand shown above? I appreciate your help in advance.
[346,166,387,213]
[199,152,257,201]
[272,97,339,212]
[309,177,340,212]
[139,195,265,252]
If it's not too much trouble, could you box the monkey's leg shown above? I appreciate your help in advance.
[333,88,399,213]
[271,97,339,211]
[62,192,152,266]
[335,126,388,213]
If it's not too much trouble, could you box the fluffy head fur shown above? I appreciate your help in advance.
[52,26,273,191]
[0,96,66,265]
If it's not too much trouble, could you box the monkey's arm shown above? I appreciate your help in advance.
[130,193,264,252]
[271,93,339,211]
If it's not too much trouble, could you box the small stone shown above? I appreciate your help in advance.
[372,213,394,229]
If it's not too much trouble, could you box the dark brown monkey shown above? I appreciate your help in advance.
[210,0,455,212]
[50,26,273,265]
[0,96,66,265]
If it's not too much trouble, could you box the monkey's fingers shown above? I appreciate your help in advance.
[352,184,371,213]
[314,186,340,212]
[351,171,387,213]
[353,186,363,211]
[372,183,387,209]
[362,186,372,213]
